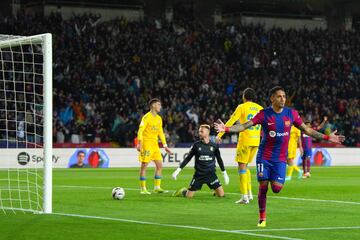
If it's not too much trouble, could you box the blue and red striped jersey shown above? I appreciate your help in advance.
[301,133,313,152]
[252,107,303,162]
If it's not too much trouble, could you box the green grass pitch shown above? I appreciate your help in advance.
[1,166,360,240]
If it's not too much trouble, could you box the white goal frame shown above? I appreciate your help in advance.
[0,33,52,214]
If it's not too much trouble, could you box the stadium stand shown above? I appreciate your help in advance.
[0,11,358,146]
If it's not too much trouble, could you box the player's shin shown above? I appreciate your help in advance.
[247,169,253,200]
[239,169,248,200]
[288,165,293,176]
[258,182,268,221]
[306,158,311,174]
[302,157,306,173]
[140,176,147,190]
[286,164,294,179]
[154,175,162,190]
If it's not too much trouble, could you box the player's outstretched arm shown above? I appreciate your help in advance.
[172,146,195,180]
[298,123,345,144]
[136,140,142,152]
[137,116,148,152]
[159,119,173,155]
[215,147,229,185]
[214,119,254,133]
[163,144,173,155]
[216,106,242,143]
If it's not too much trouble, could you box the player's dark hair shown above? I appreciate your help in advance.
[149,98,161,107]
[243,88,256,101]
[269,86,285,97]
[77,150,85,156]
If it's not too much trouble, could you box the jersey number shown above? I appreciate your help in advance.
[142,150,150,157]
[257,163,264,173]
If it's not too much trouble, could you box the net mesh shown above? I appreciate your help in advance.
[0,34,45,213]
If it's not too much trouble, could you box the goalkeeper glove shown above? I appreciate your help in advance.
[222,170,230,185]
[172,167,182,180]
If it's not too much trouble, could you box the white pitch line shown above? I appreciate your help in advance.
[2,206,359,237]
[54,184,360,206]
[232,226,360,232]
[265,196,360,205]
[55,185,117,189]
[52,212,303,240]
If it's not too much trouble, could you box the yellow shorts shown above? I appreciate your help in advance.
[235,144,258,164]
[139,140,162,163]
[287,146,297,159]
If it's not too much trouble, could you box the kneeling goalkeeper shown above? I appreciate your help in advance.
[172,124,229,198]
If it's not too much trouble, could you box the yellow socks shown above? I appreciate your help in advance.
[140,176,162,191]
[140,177,146,190]
[239,169,248,196]
[154,175,161,190]
[287,165,300,178]
[287,165,294,177]
[247,169,252,194]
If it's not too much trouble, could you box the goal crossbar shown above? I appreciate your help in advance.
[0,34,48,48]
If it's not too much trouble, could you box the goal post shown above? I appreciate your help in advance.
[0,33,52,214]
[43,33,52,214]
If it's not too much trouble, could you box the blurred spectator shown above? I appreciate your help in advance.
[0,12,358,146]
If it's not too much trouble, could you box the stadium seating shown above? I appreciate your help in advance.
[1,11,358,146]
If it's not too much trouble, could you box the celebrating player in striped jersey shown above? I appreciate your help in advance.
[137,98,172,194]
[216,88,263,204]
[214,86,345,227]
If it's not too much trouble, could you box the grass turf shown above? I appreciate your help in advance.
[1,166,360,240]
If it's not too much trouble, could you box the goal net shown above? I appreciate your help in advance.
[0,34,52,214]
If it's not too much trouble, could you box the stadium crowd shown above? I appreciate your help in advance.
[0,11,358,146]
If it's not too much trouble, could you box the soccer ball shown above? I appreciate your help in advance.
[112,187,125,200]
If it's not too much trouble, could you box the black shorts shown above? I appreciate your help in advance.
[188,172,222,191]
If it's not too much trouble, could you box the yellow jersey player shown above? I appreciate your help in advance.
[216,88,263,204]
[285,126,303,181]
[137,98,172,194]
